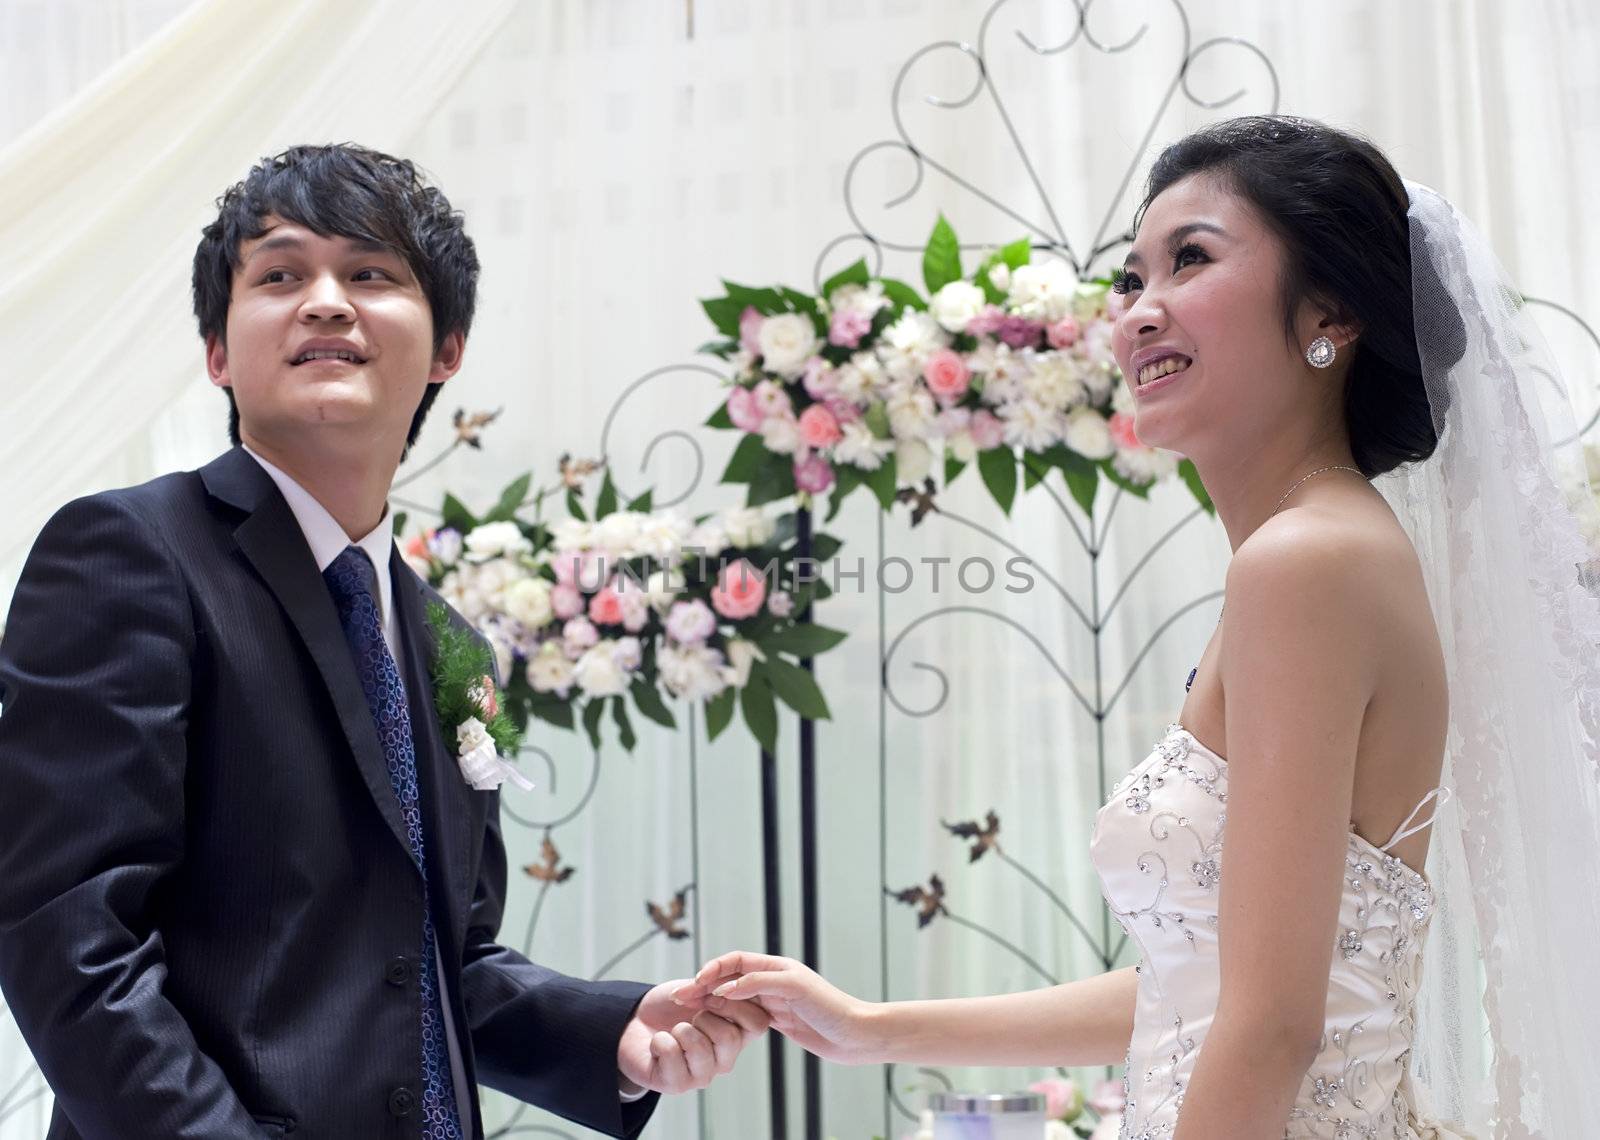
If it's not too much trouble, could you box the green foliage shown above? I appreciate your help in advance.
[978,446,1019,515]
[922,214,962,294]
[425,603,522,758]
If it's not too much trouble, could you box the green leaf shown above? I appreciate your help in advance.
[749,451,798,507]
[595,470,619,519]
[878,277,927,312]
[820,258,870,299]
[762,657,832,720]
[864,454,899,511]
[581,698,606,750]
[826,465,865,522]
[740,673,779,754]
[806,533,843,563]
[760,623,850,658]
[485,472,532,522]
[625,487,654,513]
[612,696,637,752]
[863,400,891,440]
[705,402,735,430]
[945,453,968,485]
[978,447,1018,515]
[392,510,408,537]
[922,214,962,294]
[630,677,678,729]
[701,296,744,338]
[565,487,587,521]
[705,687,736,741]
[1021,452,1048,491]
[697,337,739,359]
[1179,458,1215,515]
[528,696,575,730]
[723,281,788,314]
[1100,458,1153,500]
[441,493,477,534]
[998,237,1032,269]
[720,432,769,486]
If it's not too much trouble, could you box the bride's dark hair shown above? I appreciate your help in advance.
[1138,115,1459,477]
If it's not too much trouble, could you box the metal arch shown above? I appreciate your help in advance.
[595,362,726,509]
[930,505,1096,631]
[1102,589,1225,716]
[1524,296,1600,446]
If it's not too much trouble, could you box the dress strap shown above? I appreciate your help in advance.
[1379,786,1451,851]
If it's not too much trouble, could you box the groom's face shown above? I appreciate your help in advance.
[205,213,463,459]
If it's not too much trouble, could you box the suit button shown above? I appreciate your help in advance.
[387,1086,414,1117]
[385,957,412,986]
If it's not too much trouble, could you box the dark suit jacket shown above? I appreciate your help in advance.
[0,447,658,1139]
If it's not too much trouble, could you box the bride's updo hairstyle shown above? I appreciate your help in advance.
[1137,115,1460,477]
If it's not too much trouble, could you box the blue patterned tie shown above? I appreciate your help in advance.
[324,546,464,1139]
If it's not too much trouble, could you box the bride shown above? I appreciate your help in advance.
[676,117,1600,1137]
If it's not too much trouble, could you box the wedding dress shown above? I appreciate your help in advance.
[1090,722,1474,1139]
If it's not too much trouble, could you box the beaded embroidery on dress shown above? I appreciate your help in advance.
[1089,725,1475,1139]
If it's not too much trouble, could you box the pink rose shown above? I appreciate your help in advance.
[468,674,499,720]
[1047,315,1081,348]
[1087,1077,1126,1117]
[404,530,431,559]
[793,453,836,494]
[562,616,599,651]
[922,348,971,402]
[1108,411,1142,450]
[997,314,1044,348]
[969,408,1006,450]
[966,304,1006,337]
[711,559,768,620]
[727,386,764,433]
[739,306,764,355]
[828,306,874,349]
[802,357,836,399]
[550,582,584,620]
[588,583,625,626]
[797,404,844,449]
[1028,1077,1079,1121]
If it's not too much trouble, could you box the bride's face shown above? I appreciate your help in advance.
[1108,173,1327,458]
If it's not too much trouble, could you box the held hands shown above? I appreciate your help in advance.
[672,952,879,1065]
[617,978,771,1095]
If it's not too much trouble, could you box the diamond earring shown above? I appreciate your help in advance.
[1306,335,1337,368]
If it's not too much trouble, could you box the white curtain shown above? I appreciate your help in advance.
[2,2,1597,1138]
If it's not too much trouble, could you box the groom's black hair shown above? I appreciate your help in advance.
[191,142,480,460]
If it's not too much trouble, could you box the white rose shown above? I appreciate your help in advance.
[463,521,532,560]
[948,431,978,464]
[1005,259,1075,322]
[614,636,643,672]
[757,312,820,378]
[427,528,463,566]
[1113,446,1178,485]
[594,511,643,557]
[1064,406,1116,460]
[635,511,693,561]
[686,521,731,559]
[929,279,986,334]
[987,262,1011,293]
[722,506,775,548]
[574,640,629,697]
[643,567,687,613]
[895,438,933,483]
[761,414,802,455]
[722,638,766,688]
[1072,280,1108,324]
[471,557,525,610]
[526,642,575,695]
[503,577,554,629]
[548,517,593,552]
[659,642,730,701]
[456,716,490,752]
[882,309,948,357]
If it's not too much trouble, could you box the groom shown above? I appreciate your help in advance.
[0,144,762,1139]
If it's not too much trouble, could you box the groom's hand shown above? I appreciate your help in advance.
[617,979,770,1095]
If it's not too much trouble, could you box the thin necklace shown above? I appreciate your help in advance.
[1185,463,1364,692]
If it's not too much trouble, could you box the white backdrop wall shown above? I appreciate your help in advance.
[2,2,1598,1138]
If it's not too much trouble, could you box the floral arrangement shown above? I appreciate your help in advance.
[398,461,846,754]
[423,602,531,791]
[1029,1076,1126,1140]
[701,215,1212,520]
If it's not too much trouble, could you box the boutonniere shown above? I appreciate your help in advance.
[425,602,533,792]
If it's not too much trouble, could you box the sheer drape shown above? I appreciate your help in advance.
[2,2,1596,1138]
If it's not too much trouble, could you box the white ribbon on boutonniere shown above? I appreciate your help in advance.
[453,674,534,792]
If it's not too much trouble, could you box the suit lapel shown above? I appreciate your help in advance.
[201,448,417,866]
[389,546,488,956]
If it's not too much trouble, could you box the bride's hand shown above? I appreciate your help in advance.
[674,952,880,1065]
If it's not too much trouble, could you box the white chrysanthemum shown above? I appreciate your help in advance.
[463,520,532,560]
[594,512,644,557]
[426,529,463,566]
[574,640,629,697]
[896,438,933,483]
[829,281,890,319]
[1005,260,1075,322]
[833,360,873,404]
[548,517,593,552]
[642,567,687,613]
[885,382,938,440]
[1111,377,1136,415]
[882,309,948,357]
[970,341,1029,405]
[1023,351,1088,411]
[1000,399,1064,451]
[833,421,895,470]
[633,510,693,561]
[1071,281,1110,324]
[722,506,775,548]
[757,313,819,378]
[761,414,803,455]
[659,642,731,701]
[929,279,986,334]
[526,641,575,696]
[503,577,554,629]
[686,518,731,558]
[1077,321,1118,369]
[1064,407,1116,460]
[876,344,921,386]
[1113,446,1178,485]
